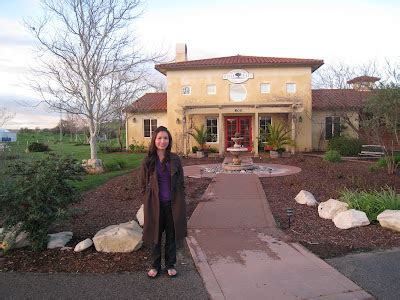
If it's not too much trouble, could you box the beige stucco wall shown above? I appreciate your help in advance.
[312,110,359,151]
[166,66,313,153]
[125,112,168,149]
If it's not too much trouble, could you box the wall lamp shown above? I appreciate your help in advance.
[133,117,136,122]
[176,118,181,124]
[298,116,303,123]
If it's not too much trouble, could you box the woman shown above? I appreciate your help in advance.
[140,126,187,278]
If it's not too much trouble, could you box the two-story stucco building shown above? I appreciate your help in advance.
[125,44,373,155]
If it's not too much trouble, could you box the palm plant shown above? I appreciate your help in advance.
[188,124,208,151]
[265,123,293,151]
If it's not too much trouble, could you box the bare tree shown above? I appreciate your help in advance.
[26,0,162,161]
[0,107,16,127]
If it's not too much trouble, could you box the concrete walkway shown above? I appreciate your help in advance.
[186,173,373,300]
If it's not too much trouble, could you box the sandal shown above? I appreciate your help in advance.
[147,268,158,278]
[167,268,177,277]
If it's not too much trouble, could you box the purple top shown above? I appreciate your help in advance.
[156,159,171,202]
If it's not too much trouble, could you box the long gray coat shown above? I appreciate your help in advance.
[140,153,187,245]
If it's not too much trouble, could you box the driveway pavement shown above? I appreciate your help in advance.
[326,248,400,300]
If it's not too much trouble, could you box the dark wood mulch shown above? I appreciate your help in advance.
[1,154,399,272]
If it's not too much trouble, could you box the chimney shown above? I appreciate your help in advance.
[175,43,187,62]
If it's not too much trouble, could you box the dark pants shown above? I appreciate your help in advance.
[151,201,176,270]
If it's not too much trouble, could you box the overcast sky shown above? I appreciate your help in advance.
[1,0,399,129]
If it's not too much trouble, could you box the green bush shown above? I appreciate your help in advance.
[368,164,380,172]
[99,144,121,154]
[0,154,84,251]
[28,141,49,152]
[327,136,362,156]
[339,186,400,222]
[129,139,146,153]
[191,146,198,153]
[324,150,341,162]
[104,159,127,172]
[377,155,400,168]
[208,147,218,153]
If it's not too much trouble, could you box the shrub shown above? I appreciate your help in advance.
[104,159,127,172]
[99,144,121,153]
[208,147,218,153]
[368,164,380,172]
[191,146,198,153]
[327,136,362,156]
[324,150,341,162]
[27,141,49,152]
[339,186,400,222]
[377,155,400,168]
[0,154,84,251]
[129,139,146,153]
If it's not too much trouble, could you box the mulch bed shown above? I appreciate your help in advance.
[1,154,399,272]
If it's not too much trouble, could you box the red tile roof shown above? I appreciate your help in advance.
[347,76,380,84]
[156,55,324,74]
[125,92,167,113]
[126,90,371,113]
[312,89,373,109]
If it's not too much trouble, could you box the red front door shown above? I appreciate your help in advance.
[225,116,252,151]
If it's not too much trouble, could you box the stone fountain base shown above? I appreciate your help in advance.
[222,157,258,171]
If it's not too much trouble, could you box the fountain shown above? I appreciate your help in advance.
[223,132,257,171]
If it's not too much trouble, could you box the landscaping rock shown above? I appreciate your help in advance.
[136,204,144,227]
[93,220,143,253]
[318,199,348,219]
[74,238,93,252]
[47,232,73,249]
[295,190,318,206]
[2,225,31,249]
[377,210,400,232]
[82,159,104,174]
[333,209,370,229]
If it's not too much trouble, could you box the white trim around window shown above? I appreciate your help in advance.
[286,83,296,93]
[207,84,216,95]
[143,118,157,138]
[260,83,271,93]
[182,85,191,95]
[205,117,218,143]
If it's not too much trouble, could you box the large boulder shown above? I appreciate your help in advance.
[74,238,93,252]
[333,209,370,229]
[377,210,400,232]
[93,221,143,253]
[47,232,73,249]
[136,204,144,227]
[295,190,318,206]
[318,199,348,219]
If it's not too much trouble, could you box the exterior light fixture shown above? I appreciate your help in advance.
[133,117,136,122]
[176,118,180,124]
[286,208,295,228]
[298,116,303,123]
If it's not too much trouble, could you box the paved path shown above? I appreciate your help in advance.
[186,173,373,300]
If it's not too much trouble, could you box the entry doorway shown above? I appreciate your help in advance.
[225,116,252,151]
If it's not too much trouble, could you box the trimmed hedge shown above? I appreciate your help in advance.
[327,136,362,157]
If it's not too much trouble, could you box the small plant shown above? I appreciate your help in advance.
[188,125,209,151]
[264,123,293,151]
[191,146,198,153]
[324,150,341,163]
[208,147,218,153]
[99,144,121,153]
[339,186,400,222]
[327,136,362,157]
[27,141,49,152]
[368,164,380,172]
[0,154,84,251]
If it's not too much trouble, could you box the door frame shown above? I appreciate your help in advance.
[224,116,252,151]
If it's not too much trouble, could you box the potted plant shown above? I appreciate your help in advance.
[264,123,294,158]
[188,125,209,158]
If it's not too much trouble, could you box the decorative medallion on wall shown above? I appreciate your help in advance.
[223,69,254,83]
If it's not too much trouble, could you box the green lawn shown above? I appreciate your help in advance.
[1,132,145,191]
